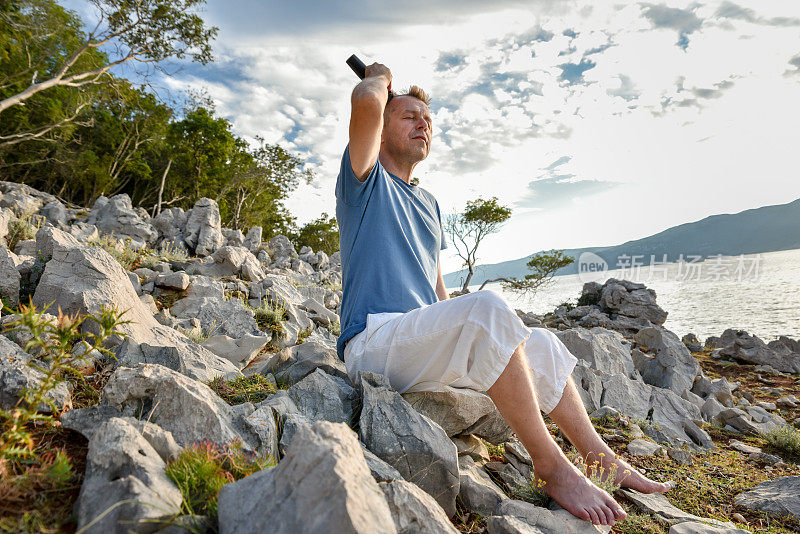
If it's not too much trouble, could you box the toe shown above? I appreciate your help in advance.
[586,508,601,525]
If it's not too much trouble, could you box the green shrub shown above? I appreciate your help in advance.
[765,425,800,460]
[87,234,145,270]
[6,211,39,250]
[297,326,314,344]
[324,321,341,337]
[0,299,130,461]
[165,441,274,519]
[252,300,288,336]
[511,474,550,507]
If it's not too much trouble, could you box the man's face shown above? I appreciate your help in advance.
[381,96,432,162]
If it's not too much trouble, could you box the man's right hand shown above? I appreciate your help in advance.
[365,62,392,94]
[348,63,393,182]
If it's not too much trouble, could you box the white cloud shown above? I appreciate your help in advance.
[122,0,800,275]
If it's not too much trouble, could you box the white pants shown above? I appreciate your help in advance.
[344,291,578,414]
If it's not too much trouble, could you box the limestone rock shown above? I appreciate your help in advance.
[557,327,636,378]
[734,476,800,520]
[381,479,458,533]
[634,326,701,396]
[184,198,223,256]
[76,418,182,533]
[86,194,157,245]
[216,421,395,534]
[101,363,256,450]
[403,386,512,444]
[359,372,460,516]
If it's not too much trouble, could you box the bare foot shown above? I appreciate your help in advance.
[535,457,627,526]
[585,451,675,494]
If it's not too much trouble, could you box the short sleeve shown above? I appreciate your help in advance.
[335,143,379,207]
[435,199,448,250]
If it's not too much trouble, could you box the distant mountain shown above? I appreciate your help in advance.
[443,198,800,288]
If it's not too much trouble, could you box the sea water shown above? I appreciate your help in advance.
[451,248,800,343]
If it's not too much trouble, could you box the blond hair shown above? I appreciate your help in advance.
[384,85,431,125]
[390,85,431,106]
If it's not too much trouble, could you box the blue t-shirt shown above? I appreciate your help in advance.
[335,144,447,361]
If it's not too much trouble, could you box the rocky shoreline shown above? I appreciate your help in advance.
[1,180,799,533]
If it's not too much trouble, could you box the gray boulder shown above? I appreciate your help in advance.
[86,194,157,245]
[381,479,459,533]
[101,363,257,450]
[459,455,508,516]
[486,515,548,533]
[33,238,160,345]
[557,327,636,378]
[495,499,611,533]
[255,340,347,384]
[403,386,512,444]
[216,421,395,534]
[170,294,261,339]
[719,329,800,374]
[114,325,240,381]
[599,278,668,325]
[734,476,800,520]
[184,198,224,256]
[202,333,270,369]
[286,368,359,426]
[75,418,182,534]
[634,326,701,396]
[0,335,71,412]
[268,234,297,259]
[359,372,460,516]
[243,226,262,253]
[622,489,737,528]
[0,246,20,306]
[188,246,265,281]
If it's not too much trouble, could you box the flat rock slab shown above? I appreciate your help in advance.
[668,522,751,534]
[495,500,611,533]
[621,490,735,528]
[626,438,664,457]
[734,476,800,521]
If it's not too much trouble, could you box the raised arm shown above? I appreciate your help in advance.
[348,63,392,182]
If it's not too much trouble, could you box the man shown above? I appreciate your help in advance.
[335,63,673,527]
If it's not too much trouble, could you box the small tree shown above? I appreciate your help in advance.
[292,213,339,256]
[478,250,574,295]
[445,197,512,292]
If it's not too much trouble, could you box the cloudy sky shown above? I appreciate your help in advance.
[67,0,800,275]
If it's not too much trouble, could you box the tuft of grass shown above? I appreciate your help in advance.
[1,299,130,461]
[485,441,505,461]
[323,321,341,337]
[575,452,628,495]
[764,425,800,461]
[165,441,274,519]
[154,287,188,310]
[297,326,314,344]
[252,300,288,337]
[207,375,276,405]
[0,448,78,532]
[613,510,667,534]
[511,474,550,507]
[6,211,39,250]
[87,234,146,270]
[178,325,210,345]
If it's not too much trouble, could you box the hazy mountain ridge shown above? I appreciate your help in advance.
[444,198,800,287]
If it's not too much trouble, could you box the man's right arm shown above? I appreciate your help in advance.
[348,63,392,182]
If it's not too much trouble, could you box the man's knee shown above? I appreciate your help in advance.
[466,289,514,314]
